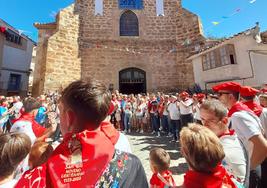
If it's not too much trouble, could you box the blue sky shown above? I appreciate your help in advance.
[0,0,266,42]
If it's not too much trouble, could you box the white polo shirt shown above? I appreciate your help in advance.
[167,102,180,120]
[220,134,247,184]
[179,99,193,115]
[259,108,267,138]
[230,111,263,159]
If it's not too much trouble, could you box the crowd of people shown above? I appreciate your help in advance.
[0,79,267,188]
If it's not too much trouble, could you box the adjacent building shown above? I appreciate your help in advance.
[0,18,36,96]
[188,24,267,90]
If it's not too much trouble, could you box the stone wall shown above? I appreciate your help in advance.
[33,4,81,96]
[33,0,205,95]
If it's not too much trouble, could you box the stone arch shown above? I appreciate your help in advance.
[119,10,139,36]
[119,67,146,94]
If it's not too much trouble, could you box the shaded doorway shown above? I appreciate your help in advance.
[119,68,146,94]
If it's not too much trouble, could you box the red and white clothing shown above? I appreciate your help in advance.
[220,130,247,184]
[150,170,176,188]
[179,98,193,115]
[183,165,238,188]
[10,113,46,144]
[15,130,148,188]
[243,101,267,138]
[15,130,115,188]
[100,120,132,153]
[193,103,201,122]
[167,102,180,120]
[259,108,267,138]
[229,102,263,159]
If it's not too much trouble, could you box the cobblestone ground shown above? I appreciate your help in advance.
[126,132,188,186]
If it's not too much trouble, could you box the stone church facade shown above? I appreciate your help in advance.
[32,0,205,96]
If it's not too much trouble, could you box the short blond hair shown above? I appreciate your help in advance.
[180,123,225,173]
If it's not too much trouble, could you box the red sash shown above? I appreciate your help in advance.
[100,120,120,145]
[183,165,237,188]
[228,102,254,117]
[219,129,235,138]
[150,170,176,188]
[13,113,46,137]
[243,101,263,117]
[15,130,114,188]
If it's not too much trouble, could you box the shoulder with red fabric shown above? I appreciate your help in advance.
[15,164,47,188]
[150,173,163,187]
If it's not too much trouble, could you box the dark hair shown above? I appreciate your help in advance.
[149,148,170,173]
[23,97,41,113]
[0,133,31,177]
[61,80,111,130]
[241,95,255,101]
[0,98,7,106]
[232,92,240,101]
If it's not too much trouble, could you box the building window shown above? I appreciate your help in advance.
[230,54,235,64]
[202,44,236,71]
[119,0,143,10]
[5,29,22,45]
[8,74,21,91]
[219,46,229,66]
[120,10,139,36]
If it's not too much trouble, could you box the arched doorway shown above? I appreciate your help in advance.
[119,68,146,94]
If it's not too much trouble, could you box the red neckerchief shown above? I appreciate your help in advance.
[100,120,120,145]
[219,129,235,138]
[13,112,46,137]
[15,130,114,188]
[150,170,176,188]
[228,102,254,117]
[184,165,237,188]
[243,101,263,117]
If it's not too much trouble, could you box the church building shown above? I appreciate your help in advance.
[33,0,205,95]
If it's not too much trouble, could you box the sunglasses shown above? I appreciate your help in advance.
[217,92,232,96]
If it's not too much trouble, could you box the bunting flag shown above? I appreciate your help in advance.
[206,0,257,31]
[212,22,220,26]
[250,0,256,4]
[95,0,103,16]
[156,0,164,16]
[0,26,6,33]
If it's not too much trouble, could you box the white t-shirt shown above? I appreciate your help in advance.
[194,103,201,121]
[167,102,180,120]
[115,133,132,153]
[230,111,263,159]
[179,99,193,115]
[259,108,267,138]
[136,103,146,117]
[13,101,23,114]
[220,134,247,184]
[10,120,37,145]
[0,179,18,188]
[162,102,169,116]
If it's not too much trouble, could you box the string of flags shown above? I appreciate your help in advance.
[81,42,180,55]
[211,0,257,26]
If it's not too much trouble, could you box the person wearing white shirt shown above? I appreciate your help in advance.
[167,96,180,141]
[213,82,267,187]
[179,92,193,128]
[161,95,170,134]
[200,100,248,186]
